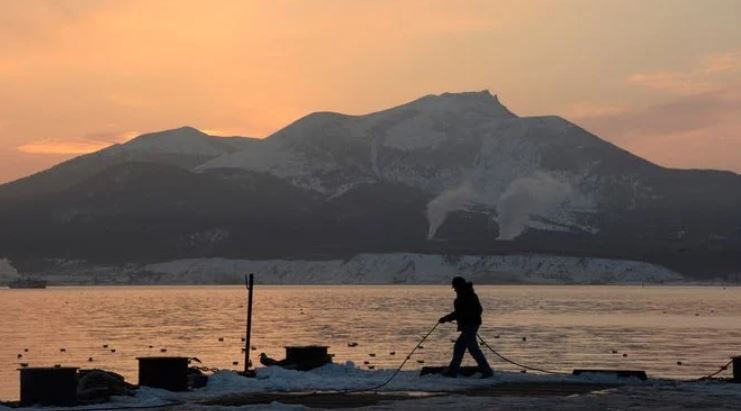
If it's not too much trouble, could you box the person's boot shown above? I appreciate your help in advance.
[442,368,457,378]
[480,369,494,379]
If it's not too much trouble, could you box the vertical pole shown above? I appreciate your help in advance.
[244,273,254,374]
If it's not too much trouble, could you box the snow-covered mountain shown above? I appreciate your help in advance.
[196,91,659,239]
[0,126,257,199]
[0,91,739,281]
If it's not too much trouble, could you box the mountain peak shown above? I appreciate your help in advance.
[121,126,228,156]
[127,126,207,142]
[397,90,516,118]
[439,89,496,100]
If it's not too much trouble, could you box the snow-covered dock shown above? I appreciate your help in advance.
[2,363,740,410]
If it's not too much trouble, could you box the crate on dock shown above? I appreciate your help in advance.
[285,346,329,364]
[137,357,189,391]
[283,346,332,371]
[19,367,78,406]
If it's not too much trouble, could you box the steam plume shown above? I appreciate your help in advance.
[426,181,476,239]
[496,172,573,240]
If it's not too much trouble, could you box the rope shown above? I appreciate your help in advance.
[333,321,440,393]
[479,334,736,381]
[694,360,733,381]
[476,334,566,375]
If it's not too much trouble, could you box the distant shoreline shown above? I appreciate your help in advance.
[4,252,739,287]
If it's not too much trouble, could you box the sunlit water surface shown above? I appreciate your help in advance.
[2,285,740,400]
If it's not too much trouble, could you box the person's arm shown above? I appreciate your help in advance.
[439,311,456,323]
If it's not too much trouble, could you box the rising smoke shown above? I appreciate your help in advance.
[496,172,573,240]
[425,181,477,239]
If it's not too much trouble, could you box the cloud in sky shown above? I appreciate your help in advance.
[576,90,741,172]
[17,137,114,155]
[626,49,741,96]
[564,48,741,173]
[16,131,139,155]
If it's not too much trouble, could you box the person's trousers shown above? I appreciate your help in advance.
[448,324,492,374]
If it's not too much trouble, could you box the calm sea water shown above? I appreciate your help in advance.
[2,285,740,401]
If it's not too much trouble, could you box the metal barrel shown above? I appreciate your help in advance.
[20,367,78,406]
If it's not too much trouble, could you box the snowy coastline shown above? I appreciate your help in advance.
[0,254,684,285]
[2,363,739,410]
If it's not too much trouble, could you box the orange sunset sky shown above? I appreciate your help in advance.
[1,0,740,184]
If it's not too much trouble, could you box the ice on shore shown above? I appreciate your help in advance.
[4,362,741,411]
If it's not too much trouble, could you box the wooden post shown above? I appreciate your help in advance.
[244,273,254,374]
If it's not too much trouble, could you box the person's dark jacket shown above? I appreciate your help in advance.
[440,281,483,331]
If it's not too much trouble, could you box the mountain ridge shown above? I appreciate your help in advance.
[1,91,740,281]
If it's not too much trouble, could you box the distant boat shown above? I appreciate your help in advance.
[7,278,47,289]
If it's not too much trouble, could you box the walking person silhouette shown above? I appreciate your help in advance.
[439,276,494,378]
